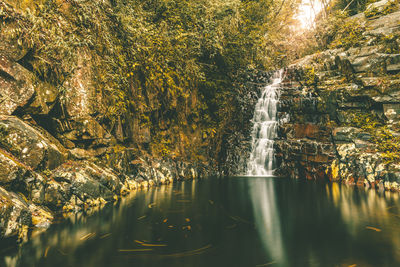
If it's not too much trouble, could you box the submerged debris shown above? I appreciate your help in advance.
[365,226,382,232]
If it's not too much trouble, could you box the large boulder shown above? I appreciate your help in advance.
[53,50,115,149]
[50,161,124,209]
[366,10,400,35]
[63,51,99,118]
[55,116,114,148]
[0,148,41,195]
[0,186,53,241]
[0,149,29,185]
[13,161,126,211]
[0,55,35,115]
[0,115,66,170]
[0,186,31,241]
[0,55,59,115]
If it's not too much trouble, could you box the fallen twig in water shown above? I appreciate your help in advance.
[44,246,50,258]
[79,232,96,241]
[366,226,382,232]
[100,233,112,239]
[119,249,153,252]
[135,240,167,247]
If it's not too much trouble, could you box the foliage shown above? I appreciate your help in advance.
[0,124,13,154]
[348,112,400,164]
[41,168,52,177]
[335,0,370,15]
[328,17,365,49]
[378,34,400,53]
[0,0,299,160]
[289,0,378,59]
[364,0,399,18]
[303,66,318,86]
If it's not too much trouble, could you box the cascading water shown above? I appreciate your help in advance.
[247,70,283,176]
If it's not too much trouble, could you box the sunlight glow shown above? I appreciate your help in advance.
[295,0,323,29]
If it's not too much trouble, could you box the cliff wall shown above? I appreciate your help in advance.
[275,0,400,192]
[0,0,221,242]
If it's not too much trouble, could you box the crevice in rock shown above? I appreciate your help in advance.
[16,49,34,73]
[0,69,16,82]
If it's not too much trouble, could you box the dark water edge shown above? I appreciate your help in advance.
[1,177,400,267]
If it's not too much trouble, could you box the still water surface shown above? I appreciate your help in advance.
[1,177,400,267]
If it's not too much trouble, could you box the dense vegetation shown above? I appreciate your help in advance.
[289,0,399,58]
[3,0,397,166]
[0,0,299,162]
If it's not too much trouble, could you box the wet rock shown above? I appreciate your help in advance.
[23,81,59,115]
[366,10,400,35]
[29,204,53,229]
[0,115,66,170]
[0,55,35,115]
[51,161,121,206]
[276,6,400,190]
[0,53,60,116]
[333,127,372,142]
[0,187,31,241]
[0,149,31,186]
[63,50,100,118]
[0,18,30,61]
[56,116,115,148]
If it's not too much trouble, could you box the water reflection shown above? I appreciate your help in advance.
[249,177,286,265]
[1,178,400,267]
[247,178,400,266]
[326,183,400,264]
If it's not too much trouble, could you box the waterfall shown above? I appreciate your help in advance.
[247,70,283,176]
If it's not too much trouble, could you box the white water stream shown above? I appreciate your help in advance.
[246,71,286,264]
[247,70,283,176]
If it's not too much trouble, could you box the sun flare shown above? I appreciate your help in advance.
[295,0,324,29]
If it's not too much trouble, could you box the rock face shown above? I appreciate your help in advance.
[0,1,219,243]
[0,57,216,244]
[275,4,400,192]
[217,71,274,175]
[0,55,35,115]
[0,111,216,241]
[0,116,66,170]
[0,186,53,243]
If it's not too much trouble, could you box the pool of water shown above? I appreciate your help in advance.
[1,177,400,267]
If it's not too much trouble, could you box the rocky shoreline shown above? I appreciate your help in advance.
[0,0,220,244]
[0,116,216,243]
